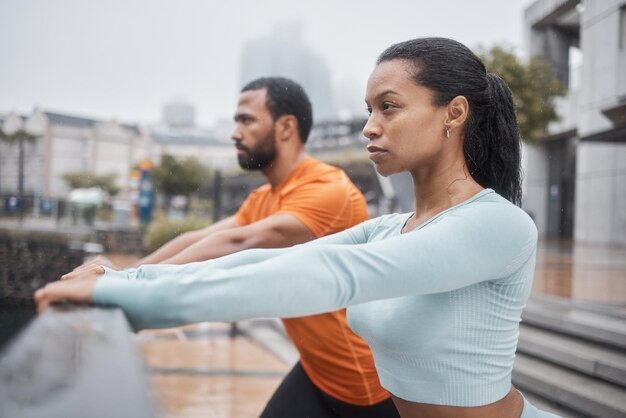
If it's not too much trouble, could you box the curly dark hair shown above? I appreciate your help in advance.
[242,77,313,143]
[377,37,523,205]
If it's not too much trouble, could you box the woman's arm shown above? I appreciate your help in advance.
[93,205,536,331]
[33,218,372,315]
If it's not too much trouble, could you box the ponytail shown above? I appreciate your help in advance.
[464,73,522,206]
[377,38,523,206]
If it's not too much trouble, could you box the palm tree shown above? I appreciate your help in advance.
[0,129,37,209]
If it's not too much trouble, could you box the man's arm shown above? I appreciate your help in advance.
[74,216,241,271]
[132,216,241,266]
[73,179,357,272]
[162,213,315,265]
[72,213,314,274]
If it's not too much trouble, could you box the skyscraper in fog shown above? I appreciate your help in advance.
[162,99,196,128]
[240,23,334,121]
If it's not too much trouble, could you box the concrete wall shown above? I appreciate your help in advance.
[522,143,550,234]
[524,0,626,246]
[575,142,626,246]
[574,0,626,246]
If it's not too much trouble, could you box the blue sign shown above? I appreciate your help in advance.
[138,169,154,224]
[5,196,20,213]
[40,198,54,215]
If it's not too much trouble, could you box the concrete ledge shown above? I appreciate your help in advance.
[0,305,159,418]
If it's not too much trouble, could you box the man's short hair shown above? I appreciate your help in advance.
[241,77,313,143]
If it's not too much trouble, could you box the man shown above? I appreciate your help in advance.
[45,77,399,417]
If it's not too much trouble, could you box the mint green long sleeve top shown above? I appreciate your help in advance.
[95,189,538,407]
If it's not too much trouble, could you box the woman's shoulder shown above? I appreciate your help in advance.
[361,212,412,239]
[460,189,537,239]
[474,189,533,219]
[370,212,413,227]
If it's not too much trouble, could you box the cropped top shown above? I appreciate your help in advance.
[95,189,538,406]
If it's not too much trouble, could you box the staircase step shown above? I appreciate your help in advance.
[522,299,626,349]
[521,392,589,418]
[513,353,626,418]
[529,295,626,320]
[518,324,626,387]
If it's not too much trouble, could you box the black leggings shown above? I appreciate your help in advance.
[260,362,401,418]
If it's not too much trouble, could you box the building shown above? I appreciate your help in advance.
[523,0,626,246]
[149,126,235,170]
[0,108,151,198]
[240,23,334,121]
[151,100,236,170]
[161,99,196,129]
[0,107,240,202]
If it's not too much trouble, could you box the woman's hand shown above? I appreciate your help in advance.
[34,265,105,313]
[71,255,119,275]
[62,263,106,280]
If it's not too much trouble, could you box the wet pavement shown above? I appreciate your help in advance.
[136,323,289,418]
[533,240,626,303]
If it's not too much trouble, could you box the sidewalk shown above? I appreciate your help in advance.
[137,323,290,418]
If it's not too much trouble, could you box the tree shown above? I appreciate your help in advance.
[480,45,566,142]
[152,154,211,207]
[62,172,120,196]
[0,129,36,198]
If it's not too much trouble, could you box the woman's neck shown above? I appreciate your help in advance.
[408,160,483,227]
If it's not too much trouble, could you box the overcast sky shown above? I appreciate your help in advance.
[0,0,534,127]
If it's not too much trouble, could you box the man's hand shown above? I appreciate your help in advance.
[34,266,104,313]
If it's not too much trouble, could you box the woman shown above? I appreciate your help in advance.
[35,37,560,418]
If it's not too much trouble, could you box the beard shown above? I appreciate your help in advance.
[236,129,277,170]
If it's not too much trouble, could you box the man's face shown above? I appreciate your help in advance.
[232,89,277,170]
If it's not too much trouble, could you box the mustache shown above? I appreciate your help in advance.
[234,142,250,152]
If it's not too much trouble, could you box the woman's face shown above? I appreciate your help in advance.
[363,59,448,177]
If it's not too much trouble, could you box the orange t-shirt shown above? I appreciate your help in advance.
[235,157,389,405]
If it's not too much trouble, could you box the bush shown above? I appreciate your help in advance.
[144,216,211,253]
[96,203,113,222]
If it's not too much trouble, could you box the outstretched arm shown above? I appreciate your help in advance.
[73,177,364,273]
[72,216,241,271]
[69,213,325,278]
[64,215,360,284]
[161,214,315,265]
[36,205,536,331]
[34,217,368,313]
[132,216,240,266]
[123,222,367,280]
